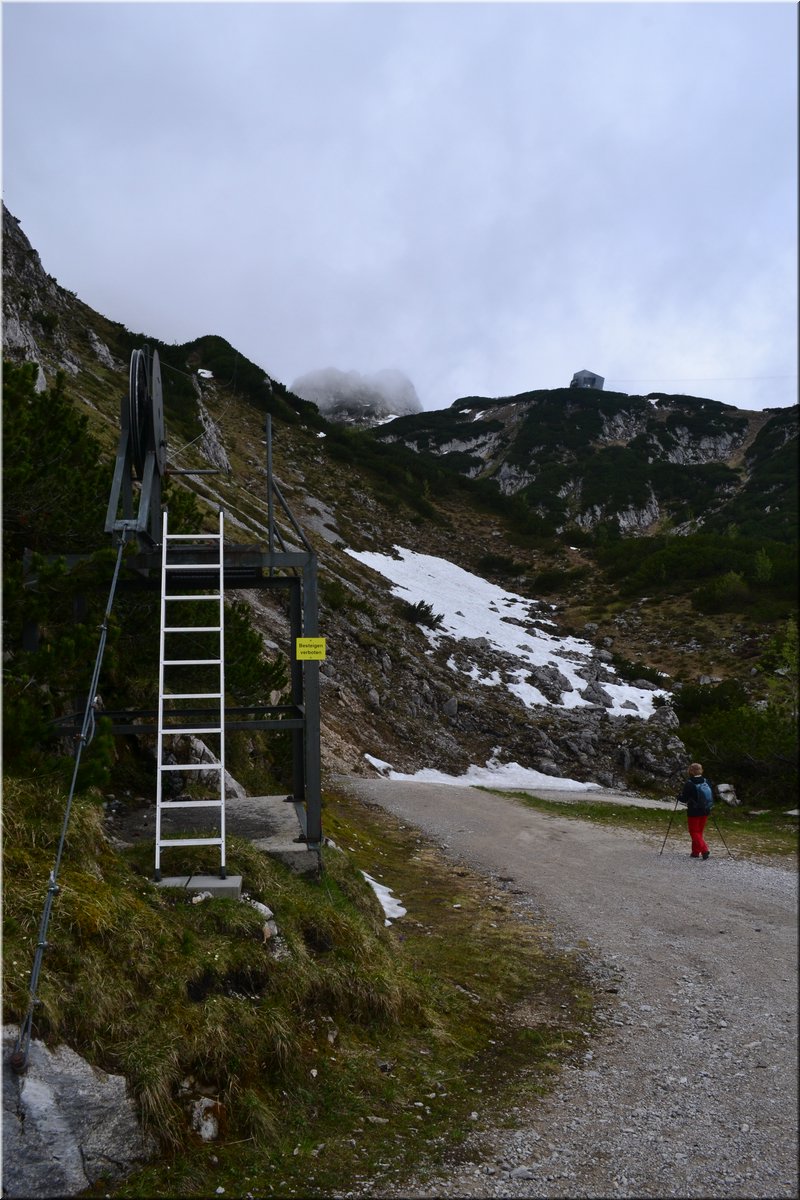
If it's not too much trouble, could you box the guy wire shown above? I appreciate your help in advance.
[10,526,132,1073]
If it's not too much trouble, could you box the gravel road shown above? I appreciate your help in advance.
[335,776,798,1200]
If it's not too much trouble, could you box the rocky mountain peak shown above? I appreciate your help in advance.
[290,366,422,428]
[2,204,121,390]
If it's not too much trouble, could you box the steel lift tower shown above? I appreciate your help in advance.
[101,347,323,871]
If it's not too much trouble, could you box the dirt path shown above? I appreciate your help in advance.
[336,777,798,1199]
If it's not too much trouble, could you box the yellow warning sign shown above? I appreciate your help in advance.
[296,637,327,661]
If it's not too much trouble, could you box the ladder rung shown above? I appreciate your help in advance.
[161,727,222,735]
[160,800,223,808]
[162,691,222,700]
[163,658,222,666]
[165,533,222,541]
[164,626,221,633]
[165,594,221,601]
[166,563,222,571]
[158,837,223,848]
[160,762,223,772]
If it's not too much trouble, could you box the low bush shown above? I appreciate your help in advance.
[692,570,751,613]
[531,566,590,594]
[476,553,525,577]
[397,599,444,630]
[673,625,798,805]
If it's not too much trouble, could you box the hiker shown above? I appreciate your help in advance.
[676,762,714,859]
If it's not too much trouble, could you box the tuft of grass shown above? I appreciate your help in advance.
[230,1083,279,1142]
[118,1031,185,1145]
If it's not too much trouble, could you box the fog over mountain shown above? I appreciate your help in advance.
[290,367,423,427]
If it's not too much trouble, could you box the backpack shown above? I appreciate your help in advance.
[693,779,714,814]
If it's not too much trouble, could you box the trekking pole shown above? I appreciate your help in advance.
[659,797,681,855]
[710,808,735,860]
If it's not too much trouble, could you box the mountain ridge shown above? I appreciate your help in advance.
[3,203,797,801]
[371,387,795,543]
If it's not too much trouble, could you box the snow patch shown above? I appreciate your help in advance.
[365,753,394,775]
[361,871,407,924]
[369,749,598,792]
[346,545,668,719]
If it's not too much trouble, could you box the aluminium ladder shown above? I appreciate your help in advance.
[155,510,227,880]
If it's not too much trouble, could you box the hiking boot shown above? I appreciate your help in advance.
[702,851,710,860]
[690,853,700,858]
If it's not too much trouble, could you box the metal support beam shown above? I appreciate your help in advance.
[288,577,306,812]
[50,704,306,737]
[302,553,322,847]
[104,428,131,533]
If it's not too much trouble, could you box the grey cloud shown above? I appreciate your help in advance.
[291,367,422,424]
[2,2,795,413]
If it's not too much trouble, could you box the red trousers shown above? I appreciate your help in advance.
[687,815,709,857]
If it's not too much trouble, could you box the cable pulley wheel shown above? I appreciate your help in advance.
[128,348,151,479]
[127,347,166,479]
[150,349,166,475]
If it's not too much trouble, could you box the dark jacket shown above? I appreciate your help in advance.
[678,775,714,817]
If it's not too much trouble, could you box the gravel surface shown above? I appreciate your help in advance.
[335,777,798,1199]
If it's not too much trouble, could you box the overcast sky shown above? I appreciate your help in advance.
[3,1,797,412]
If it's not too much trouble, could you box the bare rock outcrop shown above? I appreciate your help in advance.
[2,1026,156,1198]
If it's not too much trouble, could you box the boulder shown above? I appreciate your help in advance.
[2,1026,156,1198]
[716,783,739,807]
[628,732,687,778]
[186,737,247,800]
[526,663,574,704]
[535,758,562,777]
[647,705,680,729]
[579,681,614,708]
[87,329,116,369]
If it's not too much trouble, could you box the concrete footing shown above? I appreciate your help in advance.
[229,795,321,876]
[153,795,321,882]
[155,874,243,898]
